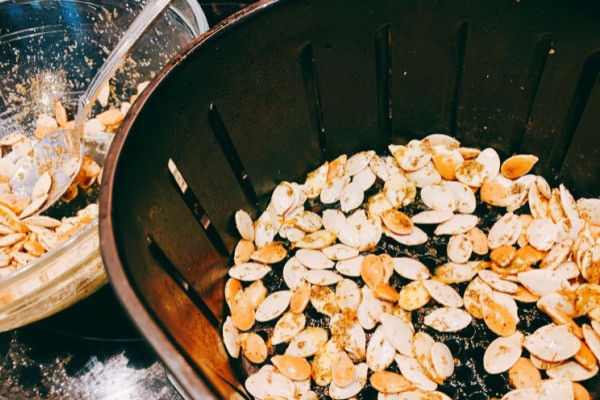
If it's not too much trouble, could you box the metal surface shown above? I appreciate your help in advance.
[100,0,600,398]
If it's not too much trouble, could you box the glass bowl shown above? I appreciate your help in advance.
[0,0,209,331]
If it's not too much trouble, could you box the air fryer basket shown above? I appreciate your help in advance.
[99,0,600,398]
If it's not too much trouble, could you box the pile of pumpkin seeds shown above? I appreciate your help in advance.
[222,134,600,400]
[0,82,147,275]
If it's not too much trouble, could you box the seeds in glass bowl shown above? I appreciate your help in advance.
[221,134,600,399]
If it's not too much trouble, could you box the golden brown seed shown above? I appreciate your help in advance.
[271,355,312,381]
[481,295,517,337]
[54,100,68,127]
[501,154,539,179]
[480,179,508,206]
[372,283,400,302]
[234,239,255,265]
[432,153,458,181]
[458,147,480,159]
[370,371,412,394]
[96,108,124,126]
[361,254,385,289]
[512,286,540,303]
[331,351,356,388]
[245,280,267,309]
[381,209,414,235]
[251,242,287,264]
[573,382,591,400]
[231,291,255,331]
[490,245,516,267]
[468,227,489,255]
[575,341,597,371]
[512,245,545,268]
[242,333,267,364]
[290,283,311,313]
[399,280,431,311]
[225,278,243,308]
[327,154,347,182]
[508,357,541,389]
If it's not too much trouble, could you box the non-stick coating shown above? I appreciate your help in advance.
[100,0,600,398]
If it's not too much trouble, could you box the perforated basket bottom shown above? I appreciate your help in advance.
[230,189,599,400]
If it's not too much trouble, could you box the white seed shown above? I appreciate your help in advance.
[370,155,389,181]
[476,148,500,181]
[392,257,431,280]
[478,270,519,294]
[559,184,579,223]
[541,239,573,270]
[296,229,336,249]
[272,312,306,345]
[322,244,359,261]
[380,313,414,357]
[321,177,348,204]
[546,361,599,382]
[286,327,329,357]
[501,388,539,400]
[488,213,519,249]
[255,290,292,322]
[304,270,343,286]
[336,279,362,311]
[368,192,395,218]
[455,160,487,187]
[423,133,460,148]
[445,181,477,214]
[384,226,428,246]
[434,214,479,236]
[367,325,396,371]
[255,212,277,248]
[228,262,271,282]
[283,257,306,290]
[340,181,365,213]
[421,184,456,212]
[235,209,255,240]
[336,256,364,277]
[507,175,536,212]
[538,378,575,400]
[394,354,437,392]
[412,210,454,225]
[296,249,334,270]
[484,331,524,374]
[517,269,567,297]
[322,209,346,234]
[353,167,377,191]
[32,172,52,199]
[423,307,472,332]
[524,324,581,362]
[272,182,296,215]
[577,198,600,226]
[357,286,377,330]
[447,233,473,263]
[431,342,454,379]
[422,279,463,307]
[329,362,368,400]
[537,293,576,318]
[303,163,328,199]
[19,194,48,218]
[358,218,383,251]
[222,316,240,358]
[405,161,442,188]
[526,218,557,251]
[245,366,296,399]
[346,151,376,176]
[338,221,361,248]
[435,261,481,284]
[369,295,394,321]
[384,174,409,207]
[295,211,323,232]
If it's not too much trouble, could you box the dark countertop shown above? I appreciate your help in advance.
[0,286,183,400]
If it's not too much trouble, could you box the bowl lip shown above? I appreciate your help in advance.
[99,0,279,398]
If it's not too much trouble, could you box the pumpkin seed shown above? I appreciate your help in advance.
[484,332,524,374]
[424,307,472,332]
